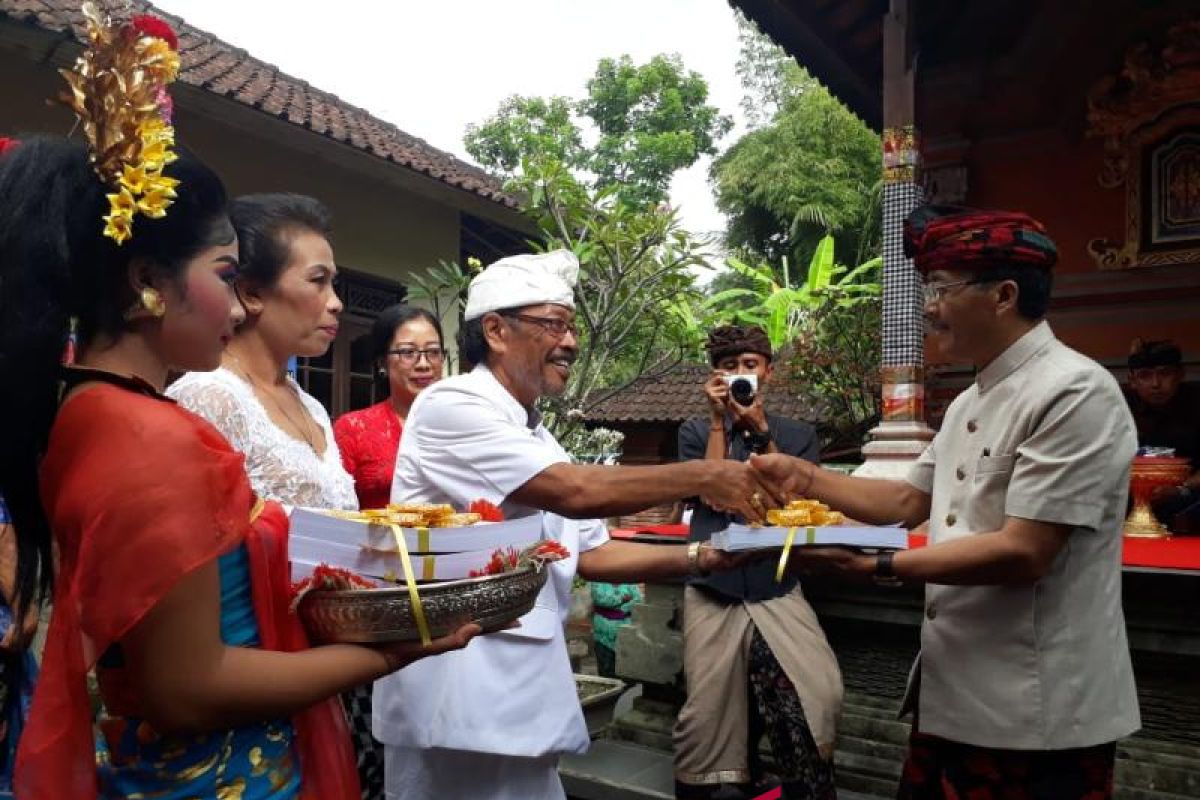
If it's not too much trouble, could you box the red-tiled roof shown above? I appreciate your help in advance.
[586,362,817,424]
[0,0,517,208]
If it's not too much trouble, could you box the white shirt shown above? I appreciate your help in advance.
[905,322,1140,749]
[375,366,609,757]
[168,367,357,511]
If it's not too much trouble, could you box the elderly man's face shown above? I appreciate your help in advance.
[499,303,579,402]
[1129,364,1183,408]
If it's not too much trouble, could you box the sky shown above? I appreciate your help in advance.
[153,0,749,242]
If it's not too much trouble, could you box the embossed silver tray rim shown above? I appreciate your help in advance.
[299,564,548,644]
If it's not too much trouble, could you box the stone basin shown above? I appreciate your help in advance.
[575,674,626,737]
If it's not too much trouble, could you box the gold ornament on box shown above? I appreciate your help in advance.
[57,2,182,245]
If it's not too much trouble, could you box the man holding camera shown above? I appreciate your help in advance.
[673,324,842,800]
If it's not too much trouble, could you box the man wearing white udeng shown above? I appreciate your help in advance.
[374,250,782,799]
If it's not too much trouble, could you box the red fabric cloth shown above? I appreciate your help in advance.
[907,532,1200,572]
[16,384,358,798]
[245,501,361,799]
[333,400,403,509]
[903,206,1058,275]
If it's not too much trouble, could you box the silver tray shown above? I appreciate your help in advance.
[298,564,548,643]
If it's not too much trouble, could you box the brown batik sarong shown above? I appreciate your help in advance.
[673,586,843,790]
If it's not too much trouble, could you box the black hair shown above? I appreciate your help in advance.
[972,263,1054,320]
[371,304,443,365]
[371,304,443,392]
[229,193,332,289]
[1129,339,1182,370]
[0,136,231,620]
[458,317,490,369]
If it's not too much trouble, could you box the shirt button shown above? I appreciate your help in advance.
[967,420,978,433]
[945,513,957,526]
[926,603,937,620]
[956,467,966,480]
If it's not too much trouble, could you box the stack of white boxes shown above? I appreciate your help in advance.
[288,508,543,583]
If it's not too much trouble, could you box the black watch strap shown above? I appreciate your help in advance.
[873,550,902,587]
[745,429,771,454]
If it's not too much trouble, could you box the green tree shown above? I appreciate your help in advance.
[713,18,880,276]
[581,54,732,206]
[464,54,731,208]
[463,96,585,179]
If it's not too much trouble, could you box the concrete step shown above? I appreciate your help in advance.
[1113,787,1199,800]
[836,769,900,799]
[836,733,908,765]
[837,709,911,747]
[561,739,674,800]
[1115,748,1200,798]
[834,740,903,781]
[561,739,890,800]
[1121,734,1200,763]
[842,691,904,715]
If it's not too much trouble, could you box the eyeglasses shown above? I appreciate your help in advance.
[501,312,579,340]
[387,346,446,365]
[921,279,985,304]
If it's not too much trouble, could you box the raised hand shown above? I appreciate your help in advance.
[703,371,729,419]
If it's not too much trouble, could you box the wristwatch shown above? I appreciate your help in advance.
[872,550,903,587]
[744,429,771,454]
[687,541,710,577]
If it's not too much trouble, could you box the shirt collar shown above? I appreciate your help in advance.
[473,365,542,430]
[976,321,1055,394]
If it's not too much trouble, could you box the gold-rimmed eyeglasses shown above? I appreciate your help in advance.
[501,312,579,340]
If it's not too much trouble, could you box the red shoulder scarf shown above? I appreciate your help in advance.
[16,382,359,798]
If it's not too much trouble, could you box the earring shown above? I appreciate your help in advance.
[141,287,166,318]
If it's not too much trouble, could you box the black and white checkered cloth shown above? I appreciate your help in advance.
[343,684,385,800]
[882,182,926,367]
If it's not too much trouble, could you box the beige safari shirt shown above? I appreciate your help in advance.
[905,322,1140,749]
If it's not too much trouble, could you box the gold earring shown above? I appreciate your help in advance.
[141,287,166,318]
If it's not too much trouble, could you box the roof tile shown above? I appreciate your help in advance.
[1,0,516,208]
[586,363,818,424]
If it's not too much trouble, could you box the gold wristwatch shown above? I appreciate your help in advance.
[687,541,709,577]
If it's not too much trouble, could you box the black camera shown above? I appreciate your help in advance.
[723,373,757,406]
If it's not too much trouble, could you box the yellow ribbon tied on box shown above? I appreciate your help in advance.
[390,524,432,646]
[775,526,816,583]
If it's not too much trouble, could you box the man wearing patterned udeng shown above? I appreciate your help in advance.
[374,250,785,799]
[753,207,1141,800]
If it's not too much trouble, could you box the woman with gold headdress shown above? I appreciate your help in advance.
[0,7,477,799]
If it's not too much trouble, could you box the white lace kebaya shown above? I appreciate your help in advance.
[168,367,358,511]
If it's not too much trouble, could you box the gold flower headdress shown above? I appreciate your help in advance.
[58,2,182,245]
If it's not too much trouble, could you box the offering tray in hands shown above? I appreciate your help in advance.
[710,524,908,553]
[295,540,570,644]
[710,499,908,553]
[297,564,548,644]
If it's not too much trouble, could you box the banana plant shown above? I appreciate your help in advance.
[695,234,880,351]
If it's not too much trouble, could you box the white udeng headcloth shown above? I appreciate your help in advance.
[463,249,579,321]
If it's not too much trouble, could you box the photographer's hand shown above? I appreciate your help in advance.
[704,372,729,422]
[729,389,769,434]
